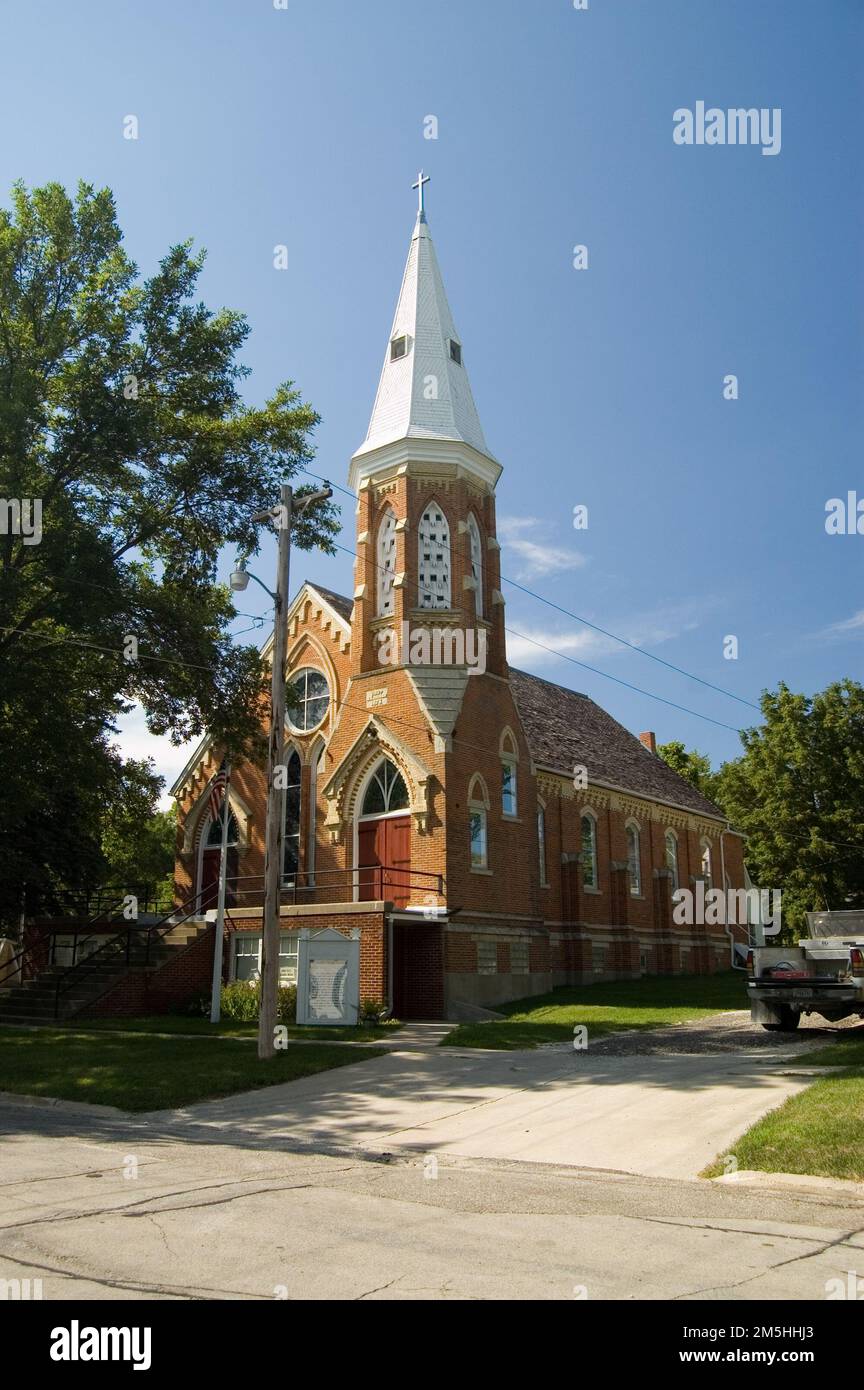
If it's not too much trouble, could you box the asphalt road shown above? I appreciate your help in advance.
[1,1111,863,1301]
[1,1011,861,1301]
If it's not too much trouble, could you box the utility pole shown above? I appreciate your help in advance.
[235,482,332,1059]
[209,762,233,1024]
[257,484,292,1060]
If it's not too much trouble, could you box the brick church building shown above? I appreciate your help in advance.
[172,184,747,1020]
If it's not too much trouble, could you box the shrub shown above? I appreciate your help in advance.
[218,980,297,1024]
[359,997,388,1024]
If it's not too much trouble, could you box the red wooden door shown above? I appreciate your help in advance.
[382,816,411,908]
[198,847,238,912]
[357,816,411,908]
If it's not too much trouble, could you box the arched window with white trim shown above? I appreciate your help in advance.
[626,822,642,897]
[467,511,484,619]
[418,501,451,609]
[376,507,397,617]
[468,774,489,870]
[500,728,518,817]
[700,839,712,889]
[581,812,598,889]
[665,830,679,892]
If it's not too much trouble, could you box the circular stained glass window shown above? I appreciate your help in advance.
[286,668,330,733]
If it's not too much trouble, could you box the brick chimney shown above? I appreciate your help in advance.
[639,731,657,754]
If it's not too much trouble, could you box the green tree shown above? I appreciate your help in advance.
[0,181,338,923]
[99,761,176,900]
[656,740,719,802]
[715,681,864,931]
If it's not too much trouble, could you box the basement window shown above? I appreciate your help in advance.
[449,339,462,365]
[476,939,498,975]
[510,940,529,975]
[390,335,408,361]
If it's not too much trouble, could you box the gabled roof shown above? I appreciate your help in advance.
[306,582,353,625]
[509,667,726,821]
[355,210,495,463]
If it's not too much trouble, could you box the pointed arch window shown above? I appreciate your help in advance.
[361,758,409,817]
[538,803,548,886]
[581,813,598,889]
[418,503,451,610]
[626,823,642,897]
[206,809,238,847]
[665,830,679,892]
[307,743,325,883]
[700,840,713,890]
[467,512,484,618]
[282,750,302,881]
[376,508,397,617]
[468,774,490,870]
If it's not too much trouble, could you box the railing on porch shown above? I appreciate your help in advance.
[197,865,445,913]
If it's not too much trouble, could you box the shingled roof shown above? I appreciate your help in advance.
[306,582,354,625]
[509,667,725,820]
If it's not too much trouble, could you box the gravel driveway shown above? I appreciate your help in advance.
[574,1008,864,1058]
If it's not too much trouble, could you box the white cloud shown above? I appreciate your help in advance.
[505,605,703,669]
[497,515,587,581]
[112,705,196,809]
[824,609,864,637]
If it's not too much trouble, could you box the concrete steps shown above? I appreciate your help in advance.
[0,923,209,1025]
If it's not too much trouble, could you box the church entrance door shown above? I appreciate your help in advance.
[357,815,411,908]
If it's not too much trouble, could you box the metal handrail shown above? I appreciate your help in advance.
[51,893,212,1019]
[0,894,130,991]
[40,884,175,919]
[210,866,445,905]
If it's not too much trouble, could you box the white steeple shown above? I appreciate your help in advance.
[352,175,497,476]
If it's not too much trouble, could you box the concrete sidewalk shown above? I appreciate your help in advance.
[150,1042,815,1179]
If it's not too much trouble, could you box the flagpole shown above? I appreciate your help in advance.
[209,762,232,1025]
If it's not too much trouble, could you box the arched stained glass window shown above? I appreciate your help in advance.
[665,830,679,892]
[538,805,547,886]
[286,668,329,733]
[627,824,641,896]
[282,750,302,880]
[361,759,409,816]
[581,813,598,889]
[700,841,712,889]
[418,503,451,609]
[206,809,238,847]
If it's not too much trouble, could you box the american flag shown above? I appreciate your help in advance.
[208,759,229,824]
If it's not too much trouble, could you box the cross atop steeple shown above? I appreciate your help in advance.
[412,169,430,220]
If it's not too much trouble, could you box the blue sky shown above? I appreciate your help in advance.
[1,0,860,794]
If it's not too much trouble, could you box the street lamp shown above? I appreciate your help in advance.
[235,483,332,1060]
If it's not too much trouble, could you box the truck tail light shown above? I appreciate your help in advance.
[746,949,754,977]
[850,948,864,979]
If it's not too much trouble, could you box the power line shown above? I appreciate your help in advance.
[9,624,863,856]
[299,466,759,714]
[328,538,745,734]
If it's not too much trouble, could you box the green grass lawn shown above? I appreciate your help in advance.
[704,1032,864,1182]
[73,1015,401,1043]
[0,1027,386,1112]
[441,972,747,1050]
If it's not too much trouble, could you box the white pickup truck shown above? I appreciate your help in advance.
[747,910,864,1032]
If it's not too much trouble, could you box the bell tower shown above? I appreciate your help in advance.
[350,175,506,683]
